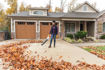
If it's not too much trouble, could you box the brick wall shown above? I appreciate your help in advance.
[96,13,105,38]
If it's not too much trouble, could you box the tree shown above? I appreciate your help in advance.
[60,0,67,12]
[55,7,62,12]
[92,2,96,8]
[19,3,31,12]
[5,0,18,15]
[25,5,31,11]
[19,2,25,12]
[68,0,77,12]
[0,9,8,31]
[46,0,52,12]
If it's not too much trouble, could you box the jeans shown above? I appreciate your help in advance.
[50,34,56,47]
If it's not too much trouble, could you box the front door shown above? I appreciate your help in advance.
[80,23,84,31]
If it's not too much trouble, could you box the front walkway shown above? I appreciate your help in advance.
[26,40,105,65]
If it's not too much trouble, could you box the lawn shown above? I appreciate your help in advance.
[82,46,105,60]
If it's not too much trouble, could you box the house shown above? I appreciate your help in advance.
[8,2,105,39]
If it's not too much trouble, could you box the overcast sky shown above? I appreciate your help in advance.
[0,0,105,12]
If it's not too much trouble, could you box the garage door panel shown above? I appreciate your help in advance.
[16,22,36,39]
[40,22,59,39]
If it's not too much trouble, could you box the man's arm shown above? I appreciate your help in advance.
[49,26,52,34]
[56,26,58,35]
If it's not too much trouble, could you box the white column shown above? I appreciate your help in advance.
[94,21,97,39]
[59,21,61,32]
[11,18,13,32]
[36,21,40,39]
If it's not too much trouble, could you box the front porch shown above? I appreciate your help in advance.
[62,21,96,38]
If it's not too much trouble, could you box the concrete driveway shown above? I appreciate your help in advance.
[25,40,105,66]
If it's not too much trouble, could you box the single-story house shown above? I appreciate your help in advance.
[8,2,105,39]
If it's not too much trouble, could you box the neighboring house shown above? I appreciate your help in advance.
[8,2,105,39]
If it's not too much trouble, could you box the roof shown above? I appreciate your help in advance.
[8,11,99,19]
[72,1,99,13]
[97,10,105,18]
[62,12,99,19]
[29,7,49,10]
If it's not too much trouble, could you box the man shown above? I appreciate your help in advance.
[49,21,58,48]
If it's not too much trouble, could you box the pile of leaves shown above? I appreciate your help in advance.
[0,40,105,70]
[82,46,105,60]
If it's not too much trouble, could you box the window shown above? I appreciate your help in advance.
[103,22,105,32]
[18,22,25,25]
[42,22,49,25]
[83,5,87,11]
[65,23,75,32]
[33,11,43,15]
[27,22,35,25]
[70,23,75,32]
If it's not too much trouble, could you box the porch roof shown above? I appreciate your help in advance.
[8,11,99,19]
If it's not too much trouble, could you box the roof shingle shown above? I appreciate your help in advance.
[8,11,100,19]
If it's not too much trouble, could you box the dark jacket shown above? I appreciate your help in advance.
[50,25,58,35]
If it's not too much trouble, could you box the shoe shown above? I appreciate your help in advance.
[49,46,51,48]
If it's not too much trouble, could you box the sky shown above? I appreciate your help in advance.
[0,0,105,12]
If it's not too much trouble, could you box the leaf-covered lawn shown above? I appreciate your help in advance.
[0,40,105,70]
[82,46,105,60]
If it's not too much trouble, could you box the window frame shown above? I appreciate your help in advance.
[27,22,35,25]
[32,10,44,16]
[17,22,25,25]
[66,22,76,33]
[83,5,88,11]
[103,22,105,32]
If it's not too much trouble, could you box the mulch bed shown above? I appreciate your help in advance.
[0,40,105,70]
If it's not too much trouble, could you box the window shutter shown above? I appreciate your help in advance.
[97,21,103,33]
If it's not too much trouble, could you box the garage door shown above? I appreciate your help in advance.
[16,22,36,39]
[40,22,59,39]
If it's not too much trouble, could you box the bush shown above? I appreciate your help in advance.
[66,34,73,39]
[75,31,87,39]
[64,37,72,43]
[100,35,105,39]
[71,39,76,43]
[77,39,83,43]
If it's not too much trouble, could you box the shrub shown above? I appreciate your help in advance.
[100,35,105,39]
[64,37,72,43]
[75,31,87,39]
[77,39,83,43]
[66,34,73,39]
[71,39,76,43]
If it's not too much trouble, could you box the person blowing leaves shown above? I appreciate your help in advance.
[49,20,58,48]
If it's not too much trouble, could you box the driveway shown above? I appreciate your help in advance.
[25,40,105,65]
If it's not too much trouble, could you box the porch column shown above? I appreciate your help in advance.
[36,21,40,39]
[84,21,87,32]
[94,21,97,38]
[61,21,65,39]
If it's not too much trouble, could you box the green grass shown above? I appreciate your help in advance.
[83,46,105,55]
[96,46,105,51]
[83,48,92,52]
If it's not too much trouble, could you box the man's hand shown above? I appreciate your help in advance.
[49,34,51,37]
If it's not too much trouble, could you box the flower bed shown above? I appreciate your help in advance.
[0,40,105,70]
